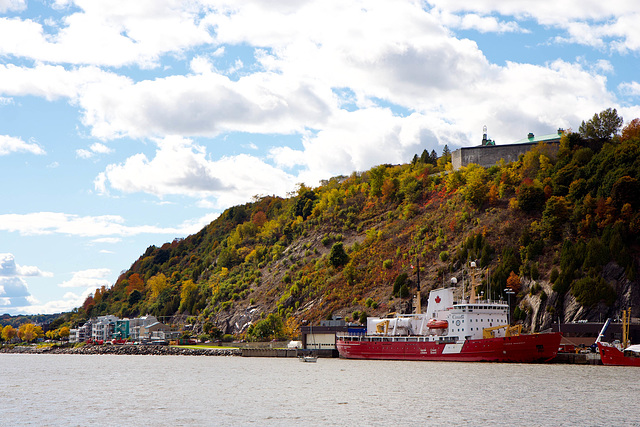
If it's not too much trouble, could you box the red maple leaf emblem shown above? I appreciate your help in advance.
[435,296,441,303]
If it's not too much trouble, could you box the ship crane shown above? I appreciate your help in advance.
[482,324,522,339]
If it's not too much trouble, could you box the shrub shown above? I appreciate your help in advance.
[539,290,547,302]
[439,251,449,262]
[359,311,368,325]
[399,283,410,298]
[365,297,374,308]
[383,259,393,269]
[393,273,408,296]
[572,276,616,307]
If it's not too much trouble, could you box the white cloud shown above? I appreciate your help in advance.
[76,71,332,140]
[95,136,297,205]
[0,1,213,67]
[0,211,216,237]
[59,268,111,288]
[16,288,95,315]
[76,142,113,158]
[0,253,52,277]
[92,237,122,244]
[432,9,525,34]
[427,1,640,54]
[0,63,122,101]
[0,135,45,156]
[0,0,25,13]
[0,277,32,308]
[619,82,640,97]
[0,254,53,312]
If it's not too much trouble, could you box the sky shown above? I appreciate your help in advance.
[1,1,640,316]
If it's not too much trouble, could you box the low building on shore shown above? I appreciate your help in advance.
[300,319,365,357]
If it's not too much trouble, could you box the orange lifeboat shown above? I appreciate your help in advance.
[427,319,448,329]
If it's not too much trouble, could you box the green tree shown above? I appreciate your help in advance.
[579,108,623,140]
[463,165,488,206]
[517,180,545,212]
[430,150,438,165]
[542,196,570,239]
[294,187,317,219]
[247,313,284,341]
[128,289,142,306]
[369,165,387,197]
[419,149,429,164]
[611,176,640,209]
[329,242,349,268]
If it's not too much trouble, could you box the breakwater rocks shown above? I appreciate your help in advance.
[1,344,241,356]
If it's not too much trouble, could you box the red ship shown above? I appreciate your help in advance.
[596,309,640,367]
[337,280,561,363]
[597,343,640,367]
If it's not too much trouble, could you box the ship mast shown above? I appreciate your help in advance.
[469,261,478,303]
[414,258,422,315]
[622,307,631,348]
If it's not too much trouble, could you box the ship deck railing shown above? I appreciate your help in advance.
[336,333,456,344]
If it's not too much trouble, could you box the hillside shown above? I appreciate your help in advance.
[56,111,640,339]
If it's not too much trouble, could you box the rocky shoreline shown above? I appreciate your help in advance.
[0,344,241,356]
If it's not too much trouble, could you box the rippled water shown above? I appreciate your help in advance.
[1,354,638,426]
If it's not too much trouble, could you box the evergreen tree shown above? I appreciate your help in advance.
[579,108,623,140]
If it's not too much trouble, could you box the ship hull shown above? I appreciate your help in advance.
[337,332,562,363]
[597,343,640,367]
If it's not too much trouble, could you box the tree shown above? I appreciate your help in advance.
[59,326,70,339]
[126,273,145,295]
[294,187,317,219]
[542,196,571,239]
[2,325,17,342]
[247,313,284,341]
[611,176,640,209]
[517,180,546,212]
[251,210,267,227]
[621,118,640,142]
[368,165,387,197]
[329,242,349,268]
[430,150,438,165]
[437,145,452,168]
[463,165,488,206]
[579,108,623,140]
[147,273,169,300]
[128,289,142,305]
[17,323,37,342]
[506,271,521,292]
[179,279,198,313]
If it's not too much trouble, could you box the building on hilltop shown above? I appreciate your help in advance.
[452,128,564,171]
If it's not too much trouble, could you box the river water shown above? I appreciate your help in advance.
[1,354,638,426]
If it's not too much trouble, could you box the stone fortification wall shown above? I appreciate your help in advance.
[452,142,559,171]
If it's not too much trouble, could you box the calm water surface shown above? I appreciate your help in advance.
[1,354,638,426]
